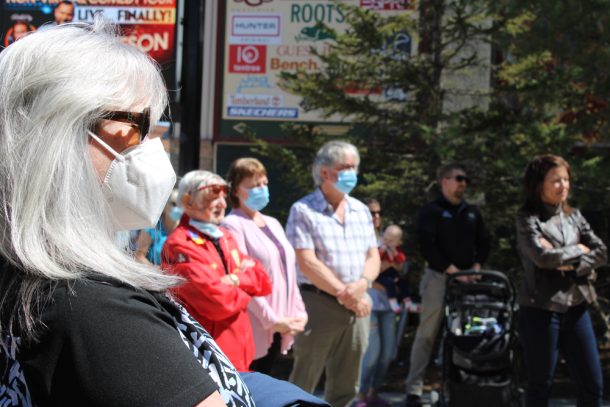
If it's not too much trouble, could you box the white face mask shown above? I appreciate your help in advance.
[88,131,176,231]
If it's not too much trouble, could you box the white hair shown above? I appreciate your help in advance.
[311,140,360,186]
[177,170,227,207]
[0,20,178,337]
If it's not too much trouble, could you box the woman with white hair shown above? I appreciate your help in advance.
[162,170,273,373]
[0,21,249,406]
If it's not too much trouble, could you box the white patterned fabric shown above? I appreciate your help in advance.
[166,299,256,407]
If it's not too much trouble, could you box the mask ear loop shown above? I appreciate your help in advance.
[87,130,126,162]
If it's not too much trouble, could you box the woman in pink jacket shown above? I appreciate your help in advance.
[223,158,308,375]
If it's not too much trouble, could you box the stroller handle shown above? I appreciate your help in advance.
[446,269,510,283]
[445,269,515,305]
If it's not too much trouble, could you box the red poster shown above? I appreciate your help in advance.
[1,1,177,68]
[120,24,175,66]
[1,1,178,100]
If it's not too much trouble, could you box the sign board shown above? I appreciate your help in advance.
[219,0,417,139]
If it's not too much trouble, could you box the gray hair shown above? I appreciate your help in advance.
[0,20,177,337]
[311,140,360,186]
[177,170,227,207]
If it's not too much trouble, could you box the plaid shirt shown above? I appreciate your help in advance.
[286,188,378,285]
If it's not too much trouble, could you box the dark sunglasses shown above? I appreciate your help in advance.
[102,107,151,140]
[451,175,470,184]
[198,184,229,195]
[370,210,382,216]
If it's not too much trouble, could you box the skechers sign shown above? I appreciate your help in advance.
[227,107,299,118]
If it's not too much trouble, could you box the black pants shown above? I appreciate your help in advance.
[249,332,282,376]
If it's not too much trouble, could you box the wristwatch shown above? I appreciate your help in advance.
[361,276,373,289]
[228,274,240,287]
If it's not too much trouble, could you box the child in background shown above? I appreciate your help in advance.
[134,190,181,265]
[378,224,406,313]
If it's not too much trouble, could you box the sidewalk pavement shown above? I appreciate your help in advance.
[332,391,610,406]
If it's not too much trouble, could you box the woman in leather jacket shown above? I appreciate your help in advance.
[516,154,607,407]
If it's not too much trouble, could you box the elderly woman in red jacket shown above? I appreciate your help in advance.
[163,170,272,372]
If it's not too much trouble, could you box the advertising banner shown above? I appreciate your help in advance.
[220,0,417,139]
[0,0,177,95]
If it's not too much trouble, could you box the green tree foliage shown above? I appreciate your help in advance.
[487,0,610,271]
[252,0,610,281]
[268,1,497,227]
[245,124,326,222]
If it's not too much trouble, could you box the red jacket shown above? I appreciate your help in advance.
[380,246,406,264]
[162,217,272,371]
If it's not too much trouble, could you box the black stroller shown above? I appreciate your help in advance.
[441,270,519,407]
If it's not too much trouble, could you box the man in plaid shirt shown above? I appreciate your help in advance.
[286,140,380,407]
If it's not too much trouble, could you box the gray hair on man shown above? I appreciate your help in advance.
[177,170,227,207]
[311,140,360,186]
[0,20,176,337]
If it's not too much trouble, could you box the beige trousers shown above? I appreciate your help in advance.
[405,268,447,396]
[289,289,370,407]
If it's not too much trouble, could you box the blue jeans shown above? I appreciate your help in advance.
[519,304,603,407]
[359,310,397,394]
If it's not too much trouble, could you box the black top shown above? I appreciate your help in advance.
[16,277,218,406]
[417,194,490,272]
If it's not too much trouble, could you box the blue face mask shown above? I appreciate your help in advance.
[244,185,270,212]
[335,170,358,194]
[169,206,183,222]
[190,219,224,239]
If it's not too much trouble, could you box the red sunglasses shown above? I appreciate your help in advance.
[197,184,229,195]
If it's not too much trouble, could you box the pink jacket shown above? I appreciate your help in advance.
[223,209,307,359]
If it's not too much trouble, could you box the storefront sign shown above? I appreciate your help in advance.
[220,0,416,127]
[230,13,281,44]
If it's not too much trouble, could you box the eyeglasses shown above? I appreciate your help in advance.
[370,210,382,216]
[198,184,229,196]
[100,107,151,146]
[447,175,470,184]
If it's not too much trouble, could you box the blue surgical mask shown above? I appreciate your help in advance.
[244,185,270,212]
[169,206,183,222]
[190,219,224,239]
[335,170,358,194]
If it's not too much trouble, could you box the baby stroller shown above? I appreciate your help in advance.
[441,270,519,407]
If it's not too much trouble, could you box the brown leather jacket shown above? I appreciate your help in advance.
[516,206,607,312]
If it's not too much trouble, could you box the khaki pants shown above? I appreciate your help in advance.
[289,290,370,407]
[405,269,447,396]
